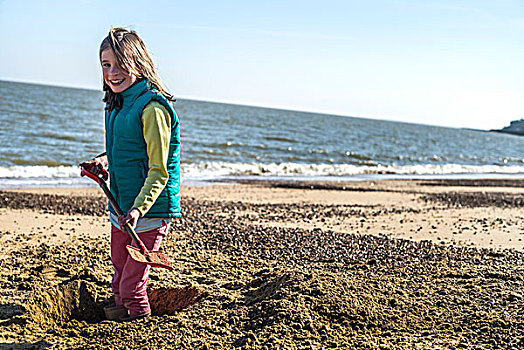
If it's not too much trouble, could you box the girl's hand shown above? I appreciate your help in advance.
[80,155,108,169]
[118,208,141,229]
[80,155,109,180]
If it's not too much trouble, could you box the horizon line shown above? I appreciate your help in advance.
[0,78,490,131]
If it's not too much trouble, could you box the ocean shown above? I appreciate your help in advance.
[1,80,523,188]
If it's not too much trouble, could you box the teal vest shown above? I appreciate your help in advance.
[105,79,181,218]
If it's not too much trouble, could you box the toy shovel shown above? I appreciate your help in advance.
[81,164,173,270]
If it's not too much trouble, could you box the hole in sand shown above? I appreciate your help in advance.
[27,280,206,327]
[27,280,105,327]
[149,286,207,315]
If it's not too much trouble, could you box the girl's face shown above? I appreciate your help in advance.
[101,49,137,93]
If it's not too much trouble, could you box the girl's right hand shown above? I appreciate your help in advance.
[80,155,108,169]
[80,155,109,179]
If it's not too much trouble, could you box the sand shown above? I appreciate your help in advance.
[0,179,522,349]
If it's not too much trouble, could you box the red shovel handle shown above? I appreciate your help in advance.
[80,164,149,254]
[80,162,172,270]
[80,164,108,185]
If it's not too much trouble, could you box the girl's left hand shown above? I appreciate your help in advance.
[118,208,141,229]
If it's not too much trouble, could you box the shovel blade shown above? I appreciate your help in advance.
[126,245,173,270]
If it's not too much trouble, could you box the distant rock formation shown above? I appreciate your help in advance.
[494,119,524,136]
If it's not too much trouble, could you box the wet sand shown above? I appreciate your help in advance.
[0,179,522,349]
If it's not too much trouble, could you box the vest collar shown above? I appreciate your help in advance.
[119,79,148,107]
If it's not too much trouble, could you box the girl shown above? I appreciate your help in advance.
[83,27,181,321]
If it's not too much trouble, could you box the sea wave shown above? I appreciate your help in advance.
[1,163,522,188]
[0,165,93,188]
[0,165,81,178]
[182,162,524,178]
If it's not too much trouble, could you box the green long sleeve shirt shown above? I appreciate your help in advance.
[132,101,172,216]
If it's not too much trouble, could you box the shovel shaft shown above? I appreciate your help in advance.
[80,164,172,270]
[99,181,149,254]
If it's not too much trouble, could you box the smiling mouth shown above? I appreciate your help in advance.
[110,79,125,85]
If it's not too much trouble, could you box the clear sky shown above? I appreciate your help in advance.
[1,0,523,129]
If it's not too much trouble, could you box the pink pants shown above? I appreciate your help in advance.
[110,224,167,317]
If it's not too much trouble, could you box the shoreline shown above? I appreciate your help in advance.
[0,178,522,349]
[1,169,524,190]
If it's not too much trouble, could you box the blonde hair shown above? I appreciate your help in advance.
[100,27,174,112]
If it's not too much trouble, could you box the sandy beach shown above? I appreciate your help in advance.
[0,178,522,349]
